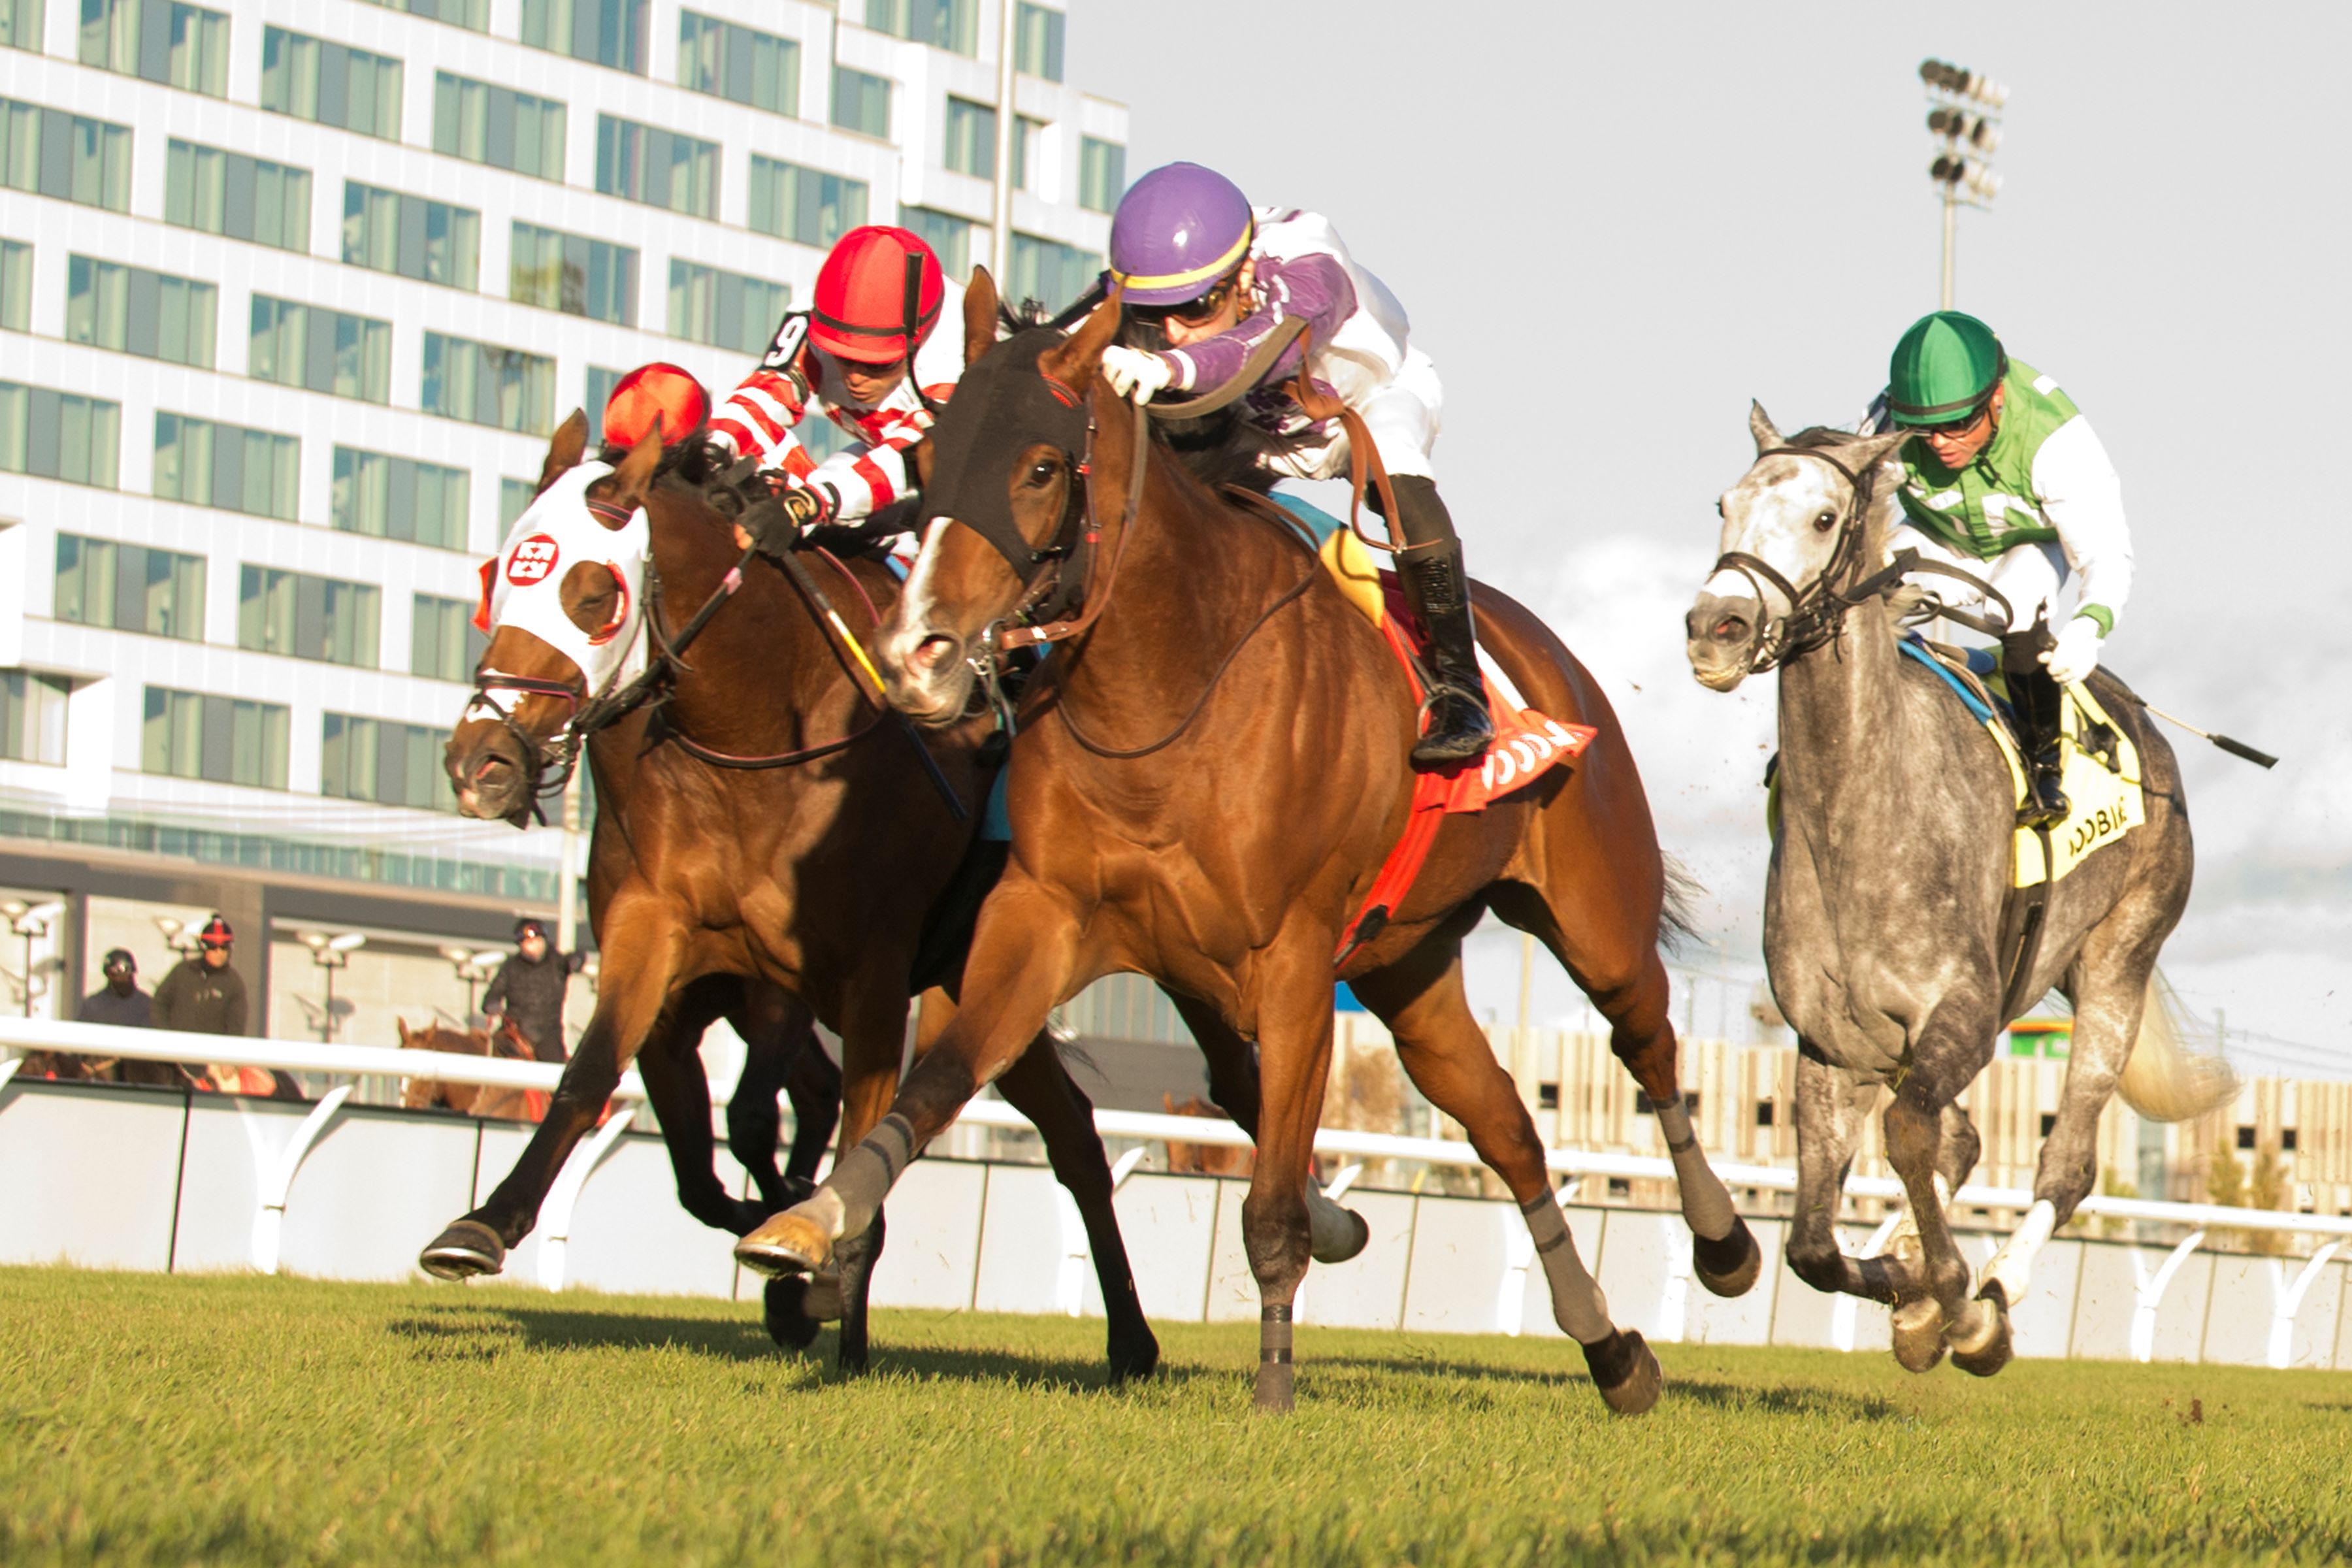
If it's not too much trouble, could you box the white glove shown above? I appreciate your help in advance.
[2042,615,2104,685]
[1100,346,1173,404]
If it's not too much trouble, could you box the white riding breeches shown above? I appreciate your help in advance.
[1262,347,1444,484]
[1890,523,2071,640]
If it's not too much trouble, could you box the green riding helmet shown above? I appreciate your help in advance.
[1886,310,2008,428]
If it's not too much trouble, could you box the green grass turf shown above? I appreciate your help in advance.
[2,1267,2346,1566]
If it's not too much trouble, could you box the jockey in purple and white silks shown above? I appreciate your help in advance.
[1094,162,1491,768]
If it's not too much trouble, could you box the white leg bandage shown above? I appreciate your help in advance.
[1654,1100,1737,1241]
[1523,1194,1613,1344]
[1980,1198,2057,1307]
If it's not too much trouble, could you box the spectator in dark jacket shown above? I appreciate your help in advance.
[153,915,247,1036]
[482,917,577,1064]
[80,948,153,1029]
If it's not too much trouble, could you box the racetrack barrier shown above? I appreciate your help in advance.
[4,1018,2349,1368]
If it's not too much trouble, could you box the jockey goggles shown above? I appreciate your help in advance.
[1128,273,1242,331]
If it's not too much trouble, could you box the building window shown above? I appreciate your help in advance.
[749,156,866,250]
[866,0,975,54]
[67,256,218,368]
[583,365,623,444]
[594,116,719,218]
[142,686,289,789]
[333,448,470,549]
[498,477,537,530]
[411,593,487,682]
[1,0,42,50]
[238,567,380,668]
[0,239,26,331]
[165,139,310,252]
[354,0,487,30]
[943,96,995,180]
[260,27,402,141]
[54,534,206,640]
[323,713,451,810]
[667,261,787,356]
[422,333,555,434]
[1013,114,1044,191]
[154,414,299,520]
[898,207,973,282]
[249,297,391,404]
[78,0,229,96]
[831,66,891,140]
[1011,232,1098,314]
[1079,137,1124,214]
[342,182,480,290]
[510,222,638,327]
[678,13,797,116]
[0,98,133,212]
[521,0,645,74]
[1754,1100,1776,1128]
[1015,3,1062,81]
[0,670,69,765]
[432,72,565,182]
[0,380,120,488]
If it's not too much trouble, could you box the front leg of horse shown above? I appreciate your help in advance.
[1238,986,1333,1415]
[636,1006,771,1235]
[1882,1083,1995,1373]
[1784,1045,1907,1307]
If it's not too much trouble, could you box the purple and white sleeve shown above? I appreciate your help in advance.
[1149,253,1358,394]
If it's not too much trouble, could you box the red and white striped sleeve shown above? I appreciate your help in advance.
[804,399,937,521]
[708,368,820,482]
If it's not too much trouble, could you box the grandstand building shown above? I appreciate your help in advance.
[0,0,1124,1042]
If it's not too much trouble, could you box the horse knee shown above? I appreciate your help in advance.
[1239,1189,1311,1291]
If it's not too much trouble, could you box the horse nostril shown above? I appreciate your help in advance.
[908,634,958,679]
[1713,616,1748,644]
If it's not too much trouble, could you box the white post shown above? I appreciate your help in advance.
[2129,1230,2206,1364]
[2266,1241,2343,1370]
[990,0,1017,286]
[1939,189,1956,310]
[250,1085,354,1275]
[556,766,583,958]
[537,1106,638,1291]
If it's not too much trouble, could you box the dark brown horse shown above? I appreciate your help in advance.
[418,412,1284,1377]
[735,277,1761,1414]
[397,1016,543,1121]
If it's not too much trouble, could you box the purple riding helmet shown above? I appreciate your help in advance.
[1107,162,1254,307]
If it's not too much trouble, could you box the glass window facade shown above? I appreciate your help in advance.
[78,0,229,97]
[153,413,300,520]
[748,155,866,250]
[54,534,206,640]
[237,567,380,668]
[0,238,25,331]
[0,98,133,211]
[510,221,638,327]
[411,593,487,683]
[249,297,391,403]
[594,115,719,216]
[422,333,555,434]
[677,13,796,117]
[433,72,565,181]
[260,27,402,141]
[865,0,975,54]
[666,261,787,355]
[1,0,42,50]
[354,0,487,29]
[1011,232,1099,316]
[322,713,451,810]
[944,95,994,180]
[0,670,69,766]
[898,206,973,281]
[141,686,289,789]
[342,182,479,289]
[165,139,310,251]
[583,365,623,444]
[831,67,890,140]
[1080,136,1124,214]
[1015,3,1064,81]
[522,0,645,74]
[0,380,120,487]
[65,255,216,367]
[498,476,537,531]
[332,448,470,549]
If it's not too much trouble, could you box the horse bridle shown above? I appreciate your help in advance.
[1710,444,2014,672]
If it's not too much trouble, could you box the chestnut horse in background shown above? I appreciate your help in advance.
[397,1016,542,1121]
[736,274,1759,1416]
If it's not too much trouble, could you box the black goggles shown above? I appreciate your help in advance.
[1130,276,1239,331]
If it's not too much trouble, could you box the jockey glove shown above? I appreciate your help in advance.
[1101,346,1174,404]
[2043,616,2103,685]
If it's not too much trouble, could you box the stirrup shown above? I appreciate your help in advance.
[1413,684,1493,766]
[2016,779,2069,830]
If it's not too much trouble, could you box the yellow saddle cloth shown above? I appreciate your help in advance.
[1977,668,2144,887]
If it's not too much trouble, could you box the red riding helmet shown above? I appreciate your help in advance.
[601,363,710,449]
[810,226,944,365]
[198,914,234,948]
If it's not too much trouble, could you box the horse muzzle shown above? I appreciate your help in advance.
[448,731,535,824]
[879,623,974,727]
[1686,592,1762,693]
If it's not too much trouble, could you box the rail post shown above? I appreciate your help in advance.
[536,1107,638,1292]
[2266,1241,2343,1370]
[2130,1230,2206,1363]
[250,1085,354,1275]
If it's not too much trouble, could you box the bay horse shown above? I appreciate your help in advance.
[734,278,1760,1415]
[1684,406,2231,1374]
[424,408,1343,1377]
[397,1016,542,1121]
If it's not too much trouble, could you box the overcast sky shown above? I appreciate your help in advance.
[1070,3,2351,1064]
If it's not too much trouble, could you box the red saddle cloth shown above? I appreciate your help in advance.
[1335,577,1596,964]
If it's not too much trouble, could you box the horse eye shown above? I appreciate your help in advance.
[1027,457,1058,486]
[1813,511,1836,532]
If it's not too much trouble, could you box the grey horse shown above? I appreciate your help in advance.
[1682,406,2232,1375]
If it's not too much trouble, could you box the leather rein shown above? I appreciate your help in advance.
[1711,444,2015,672]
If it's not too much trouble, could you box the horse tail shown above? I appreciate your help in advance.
[2117,968,2238,1123]
[1658,853,1704,955]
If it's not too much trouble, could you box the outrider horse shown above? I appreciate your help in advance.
[425,410,1336,1377]
[735,278,1760,1414]
[1686,408,2230,1375]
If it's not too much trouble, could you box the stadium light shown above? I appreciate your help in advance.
[299,930,367,1042]
[2,899,63,1018]
[1919,57,2009,308]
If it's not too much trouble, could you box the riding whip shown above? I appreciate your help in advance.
[2137,702,2279,769]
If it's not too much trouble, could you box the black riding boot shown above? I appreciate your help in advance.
[2001,636,2070,830]
[1387,476,1493,767]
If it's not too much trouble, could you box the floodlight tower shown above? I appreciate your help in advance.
[1919,59,2008,309]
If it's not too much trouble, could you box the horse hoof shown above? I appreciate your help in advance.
[1311,1208,1371,1266]
[762,1277,823,1350]
[1253,1361,1296,1414]
[1584,1330,1663,1416]
[1890,1299,1949,1373]
[734,1209,834,1279]
[1107,1326,1162,1385]
[1692,1218,1762,1299]
[418,1220,506,1281]
[1948,1286,2014,1377]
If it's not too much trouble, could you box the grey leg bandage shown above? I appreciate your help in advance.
[827,1113,919,1239]
[1523,1193,1613,1344]
[1654,1099,1738,1241]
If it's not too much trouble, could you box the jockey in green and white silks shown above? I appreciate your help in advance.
[1861,310,2134,827]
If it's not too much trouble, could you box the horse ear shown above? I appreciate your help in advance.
[964,265,1001,368]
[541,410,590,491]
[606,419,665,517]
[1748,400,1784,455]
[1039,286,1124,391]
[395,1017,412,1047]
[1850,427,1912,473]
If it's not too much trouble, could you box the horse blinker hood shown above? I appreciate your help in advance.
[917,327,1092,575]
